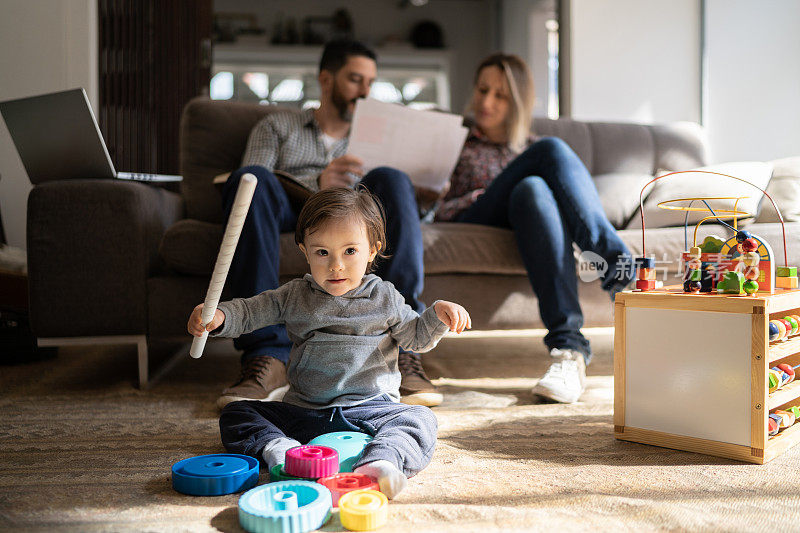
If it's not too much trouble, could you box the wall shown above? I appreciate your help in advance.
[500,0,558,117]
[0,0,98,250]
[567,0,701,124]
[566,0,799,164]
[213,0,496,113]
[704,0,800,163]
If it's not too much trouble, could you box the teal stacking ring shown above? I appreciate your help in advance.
[308,431,373,472]
[238,480,332,533]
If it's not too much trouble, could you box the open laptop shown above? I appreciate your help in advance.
[0,88,181,184]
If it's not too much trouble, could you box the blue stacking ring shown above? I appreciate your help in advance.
[172,454,259,496]
[238,480,332,533]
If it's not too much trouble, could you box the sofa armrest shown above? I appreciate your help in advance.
[27,179,184,337]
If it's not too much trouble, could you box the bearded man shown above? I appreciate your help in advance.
[216,40,441,410]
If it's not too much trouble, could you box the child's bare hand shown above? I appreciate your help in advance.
[434,301,471,334]
[187,304,225,337]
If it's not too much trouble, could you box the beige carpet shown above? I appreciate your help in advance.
[2,330,800,532]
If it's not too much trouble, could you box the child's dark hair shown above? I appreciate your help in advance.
[319,39,377,74]
[295,187,388,271]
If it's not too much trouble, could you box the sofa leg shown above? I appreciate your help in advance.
[137,337,148,389]
[37,335,150,388]
[145,340,192,389]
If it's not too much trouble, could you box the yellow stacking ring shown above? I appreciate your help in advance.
[338,489,388,531]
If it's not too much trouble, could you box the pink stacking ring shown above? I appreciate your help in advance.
[283,445,339,478]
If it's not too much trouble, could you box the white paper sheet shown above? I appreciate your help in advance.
[347,99,468,191]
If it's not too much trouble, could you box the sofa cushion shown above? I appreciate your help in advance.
[160,220,527,277]
[755,157,800,223]
[626,161,773,229]
[180,99,277,223]
[593,172,655,229]
[159,218,309,277]
[159,219,224,276]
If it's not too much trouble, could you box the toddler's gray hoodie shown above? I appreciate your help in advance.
[215,274,449,409]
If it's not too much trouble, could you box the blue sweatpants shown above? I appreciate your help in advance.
[219,395,438,478]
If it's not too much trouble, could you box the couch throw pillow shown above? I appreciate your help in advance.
[626,161,773,230]
[755,156,800,223]
[592,173,656,230]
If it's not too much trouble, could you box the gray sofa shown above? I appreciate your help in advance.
[27,98,800,386]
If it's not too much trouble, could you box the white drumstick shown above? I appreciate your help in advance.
[190,173,257,358]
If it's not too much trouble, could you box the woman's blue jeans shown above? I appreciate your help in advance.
[455,137,632,360]
[221,165,424,363]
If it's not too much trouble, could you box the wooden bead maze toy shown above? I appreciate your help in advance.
[615,170,800,463]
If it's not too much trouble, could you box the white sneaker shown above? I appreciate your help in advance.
[532,348,587,403]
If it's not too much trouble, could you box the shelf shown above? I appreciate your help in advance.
[768,336,800,363]
[768,379,800,410]
[213,43,453,69]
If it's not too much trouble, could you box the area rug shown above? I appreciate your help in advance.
[1,330,798,532]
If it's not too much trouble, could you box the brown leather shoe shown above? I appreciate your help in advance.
[216,356,290,410]
[398,351,443,407]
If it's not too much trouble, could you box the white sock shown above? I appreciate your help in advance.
[354,460,407,499]
[261,437,302,470]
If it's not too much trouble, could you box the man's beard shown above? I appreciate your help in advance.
[331,83,356,122]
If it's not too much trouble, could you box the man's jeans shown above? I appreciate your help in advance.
[456,137,632,360]
[221,165,424,363]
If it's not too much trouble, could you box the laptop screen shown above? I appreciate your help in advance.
[0,88,116,184]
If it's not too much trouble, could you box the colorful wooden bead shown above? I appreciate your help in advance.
[769,321,781,342]
[777,363,796,383]
[768,416,780,436]
[774,410,796,429]
[635,257,655,269]
[772,319,787,340]
[777,266,798,277]
[771,366,792,388]
[741,238,759,252]
[742,252,760,267]
[736,230,752,243]
[688,246,702,259]
[783,316,799,336]
[791,315,800,329]
[789,406,800,419]
[778,319,793,337]
[742,280,759,295]
[769,369,782,393]
[686,258,702,270]
[687,269,702,282]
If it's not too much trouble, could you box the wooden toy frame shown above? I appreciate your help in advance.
[614,288,800,463]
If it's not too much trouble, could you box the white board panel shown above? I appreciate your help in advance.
[625,307,751,446]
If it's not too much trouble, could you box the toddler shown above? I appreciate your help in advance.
[188,186,470,498]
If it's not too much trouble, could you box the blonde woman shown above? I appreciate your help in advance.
[436,54,633,403]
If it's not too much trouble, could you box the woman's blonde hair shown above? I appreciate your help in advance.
[469,53,535,153]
